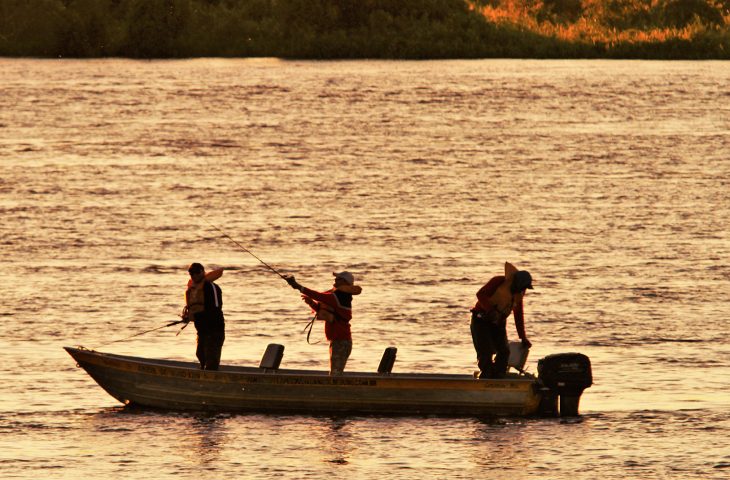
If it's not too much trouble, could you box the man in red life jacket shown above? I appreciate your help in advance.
[183,263,225,370]
[286,271,362,375]
[470,262,533,379]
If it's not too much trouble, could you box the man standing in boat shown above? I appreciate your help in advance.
[183,263,225,370]
[470,262,533,379]
[285,271,362,375]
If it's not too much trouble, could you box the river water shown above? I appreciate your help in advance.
[0,58,728,479]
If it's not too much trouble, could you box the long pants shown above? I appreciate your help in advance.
[196,330,225,370]
[470,311,509,379]
[329,339,352,376]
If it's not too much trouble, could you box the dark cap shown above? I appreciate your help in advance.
[511,270,533,293]
[188,262,204,275]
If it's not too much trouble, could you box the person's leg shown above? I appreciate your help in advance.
[196,334,206,369]
[493,323,510,378]
[204,331,225,370]
[470,313,496,378]
[329,339,352,375]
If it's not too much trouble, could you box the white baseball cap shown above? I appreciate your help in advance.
[333,271,355,285]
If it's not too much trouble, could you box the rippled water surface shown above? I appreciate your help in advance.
[1,58,729,479]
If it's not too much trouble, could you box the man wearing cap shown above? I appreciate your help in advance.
[470,262,533,379]
[286,271,362,375]
[183,263,225,370]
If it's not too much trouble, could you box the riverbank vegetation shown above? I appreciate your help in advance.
[1,0,728,58]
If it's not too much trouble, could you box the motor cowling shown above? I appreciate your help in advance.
[537,353,592,416]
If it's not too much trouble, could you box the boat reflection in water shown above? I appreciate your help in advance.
[64,344,592,417]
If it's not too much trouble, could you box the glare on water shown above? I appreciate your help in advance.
[0,58,729,479]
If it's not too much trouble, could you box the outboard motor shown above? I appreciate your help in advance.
[537,353,592,417]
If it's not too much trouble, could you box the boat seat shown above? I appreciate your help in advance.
[378,346,397,374]
[259,343,284,370]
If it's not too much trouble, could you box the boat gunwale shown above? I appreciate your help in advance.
[64,345,537,384]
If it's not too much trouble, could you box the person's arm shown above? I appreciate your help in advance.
[182,289,191,322]
[302,295,319,311]
[512,295,531,348]
[286,276,335,305]
[205,268,223,282]
[300,287,339,309]
[186,268,222,288]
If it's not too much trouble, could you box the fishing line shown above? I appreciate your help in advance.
[302,314,321,345]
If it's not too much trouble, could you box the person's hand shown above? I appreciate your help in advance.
[285,275,302,291]
[521,338,532,349]
[302,295,317,309]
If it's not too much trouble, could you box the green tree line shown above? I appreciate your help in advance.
[0,0,728,58]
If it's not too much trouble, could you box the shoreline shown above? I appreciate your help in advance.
[1,0,728,60]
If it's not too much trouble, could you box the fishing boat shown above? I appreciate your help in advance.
[64,344,592,417]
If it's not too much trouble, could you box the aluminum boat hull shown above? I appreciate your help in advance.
[65,346,543,416]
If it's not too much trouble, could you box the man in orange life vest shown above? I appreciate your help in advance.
[286,271,362,375]
[470,262,533,379]
[183,263,225,370]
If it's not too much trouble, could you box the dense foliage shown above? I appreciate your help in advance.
[0,0,728,58]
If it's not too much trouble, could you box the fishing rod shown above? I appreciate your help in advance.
[200,218,319,344]
[93,319,187,349]
[201,217,288,281]
[175,320,190,336]
[92,221,296,350]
